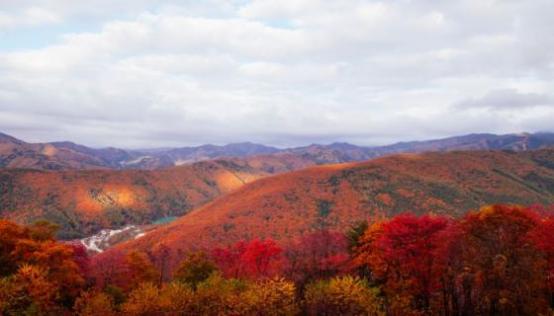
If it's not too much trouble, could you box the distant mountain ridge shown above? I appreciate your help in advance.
[1,132,554,170]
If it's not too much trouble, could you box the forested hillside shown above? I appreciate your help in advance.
[109,149,554,269]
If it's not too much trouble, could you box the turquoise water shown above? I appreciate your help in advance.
[152,216,178,225]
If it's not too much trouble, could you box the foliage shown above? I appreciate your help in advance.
[212,239,283,278]
[121,282,161,316]
[354,214,451,314]
[1,204,554,315]
[239,278,299,315]
[119,275,298,315]
[156,282,195,314]
[0,264,59,315]
[304,276,384,316]
[451,205,550,315]
[89,249,158,292]
[124,251,159,290]
[174,251,217,288]
[346,220,369,252]
[0,220,28,276]
[530,215,554,301]
[354,205,553,315]
[73,291,116,316]
[192,273,247,314]
[0,219,85,310]
[284,230,349,287]
[89,249,127,289]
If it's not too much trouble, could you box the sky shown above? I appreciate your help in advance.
[0,0,553,148]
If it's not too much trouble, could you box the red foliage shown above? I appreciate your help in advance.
[530,215,554,300]
[452,205,548,315]
[89,249,128,289]
[355,214,452,313]
[284,230,349,285]
[212,239,282,279]
[67,242,90,277]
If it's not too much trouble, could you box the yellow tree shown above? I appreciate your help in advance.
[304,275,384,316]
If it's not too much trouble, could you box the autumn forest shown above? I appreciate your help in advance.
[1,204,553,315]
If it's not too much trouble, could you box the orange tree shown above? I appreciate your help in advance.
[0,220,86,311]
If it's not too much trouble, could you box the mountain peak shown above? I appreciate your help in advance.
[0,132,24,144]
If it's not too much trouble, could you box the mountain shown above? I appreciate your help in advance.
[0,160,270,238]
[124,142,280,169]
[0,133,281,170]
[374,132,554,153]
[285,132,554,164]
[0,134,133,170]
[109,149,554,269]
[1,132,554,170]
[0,152,323,238]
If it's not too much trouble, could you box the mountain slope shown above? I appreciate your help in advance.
[113,149,554,268]
[0,152,323,238]
[0,160,269,238]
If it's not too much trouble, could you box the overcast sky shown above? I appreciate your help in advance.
[0,0,553,148]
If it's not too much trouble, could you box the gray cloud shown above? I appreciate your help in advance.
[456,89,554,110]
[0,0,553,148]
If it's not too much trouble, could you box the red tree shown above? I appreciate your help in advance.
[212,239,282,279]
[355,213,452,314]
[452,205,549,315]
[529,215,554,308]
[89,249,128,289]
[284,230,349,286]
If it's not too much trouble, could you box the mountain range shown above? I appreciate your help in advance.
[1,131,554,240]
[2,131,554,170]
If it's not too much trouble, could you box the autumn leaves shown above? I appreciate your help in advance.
[0,204,553,315]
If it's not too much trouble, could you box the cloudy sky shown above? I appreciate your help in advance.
[0,0,553,148]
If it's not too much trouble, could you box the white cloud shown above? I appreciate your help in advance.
[0,0,553,147]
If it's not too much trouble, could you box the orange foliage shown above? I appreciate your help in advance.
[108,150,554,273]
[0,220,86,313]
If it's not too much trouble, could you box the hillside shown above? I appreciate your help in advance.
[111,149,554,269]
[0,150,326,239]
[0,160,271,238]
[1,131,554,170]
[0,145,341,238]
